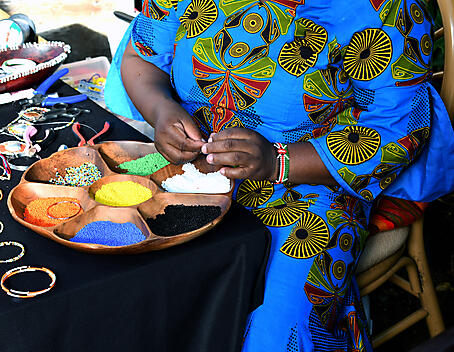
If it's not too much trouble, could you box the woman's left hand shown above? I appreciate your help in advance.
[201,127,277,180]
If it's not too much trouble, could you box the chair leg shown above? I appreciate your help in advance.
[408,218,445,337]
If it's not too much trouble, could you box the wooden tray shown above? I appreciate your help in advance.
[7,141,233,254]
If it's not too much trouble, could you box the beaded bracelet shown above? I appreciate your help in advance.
[0,241,25,263]
[0,154,11,181]
[273,143,290,184]
[18,107,50,122]
[1,266,56,299]
[7,156,40,172]
[46,200,82,220]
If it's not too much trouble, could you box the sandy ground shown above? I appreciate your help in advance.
[1,0,133,56]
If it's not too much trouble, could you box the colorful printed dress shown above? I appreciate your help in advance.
[106,0,454,351]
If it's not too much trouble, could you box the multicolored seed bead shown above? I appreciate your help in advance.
[49,162,102,187]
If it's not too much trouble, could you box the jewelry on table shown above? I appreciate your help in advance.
[0,166,11,180]
[0,154,11,180]
[0,109,34,140]
[0,140,37,159]
[5,121,31,140]
[0,105,78,143]
[2,118,74,141]
[18,107,50,122]
[0,140,27,155]
[33,117,76,131]
[7,155,41,172]
[1,59,37,75]
[0,241,25,263]
[1,266,56,299]
[3,124,42,156]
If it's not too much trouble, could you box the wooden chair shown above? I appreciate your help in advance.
[356,0,454,347]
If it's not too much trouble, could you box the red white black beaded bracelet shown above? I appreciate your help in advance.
[273,143,289,184]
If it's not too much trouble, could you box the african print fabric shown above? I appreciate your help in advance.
[369,196,427,235]
[104,0,454,351]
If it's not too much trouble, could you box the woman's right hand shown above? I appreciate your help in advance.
[120,40,203,164]
[153,100,204,165]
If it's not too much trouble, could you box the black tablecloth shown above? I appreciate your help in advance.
[0,84,270,352]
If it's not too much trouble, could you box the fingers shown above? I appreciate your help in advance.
[156,124,203,164]
[156,122,203,165]
[201,138,252,155]
[155,142,200,165]
[205,150,251,167]
[169,123,204,152]
[219,166,250,179]
[208,127,253,142]
[182,118,204,142]
[192,157,222,173]
[201,128,275,180]
[168,136,204,153]
[151,100,206,164]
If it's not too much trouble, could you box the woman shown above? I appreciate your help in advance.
[108,0,454,350]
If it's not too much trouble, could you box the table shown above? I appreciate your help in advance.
[0,83,270,352]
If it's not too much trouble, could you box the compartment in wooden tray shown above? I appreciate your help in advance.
[8,182,97,235]
[97,140,185,183]
[23,146,112,184]
[97,141,158,173]
[88,173,159,206]
[151,161,234,195]
[53,206,154,254]
[137,192,231,247]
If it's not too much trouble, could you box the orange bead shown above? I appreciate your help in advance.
[24,197,83,227]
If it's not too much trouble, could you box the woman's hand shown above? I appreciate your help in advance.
[153,100,204,165]
[201,127,277,180]
[121,40,204,165]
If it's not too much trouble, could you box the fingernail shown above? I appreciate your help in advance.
[201,138,207,142]
[208,137,213,143]
[210,133,216,138]
[220,168,226,175]
[201,145,207,154]
[207,154,213,163]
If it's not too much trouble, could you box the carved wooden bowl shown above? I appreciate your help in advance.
[0,42,71,93]
[7,141,233,254]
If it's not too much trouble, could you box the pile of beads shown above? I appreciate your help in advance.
[49,162,102,187]
[118,153,170,176]
[70,221,146,246]
[146,204,222,237]
[24,197,83,227]
[94,181,152,207]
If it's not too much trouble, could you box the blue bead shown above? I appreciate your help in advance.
[70,221,146,246]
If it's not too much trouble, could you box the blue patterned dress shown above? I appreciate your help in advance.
[105,1,454,351]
